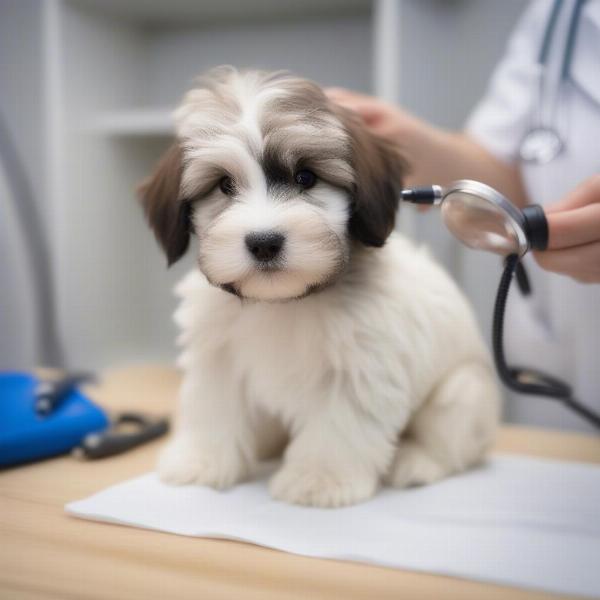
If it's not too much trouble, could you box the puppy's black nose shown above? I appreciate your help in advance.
[245,231,285,262]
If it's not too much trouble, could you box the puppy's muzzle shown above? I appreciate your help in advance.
[245,231,285,263]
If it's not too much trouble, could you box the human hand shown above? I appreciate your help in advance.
[534,176,600,283]
[325,88,527,206]
[325,88,440,195]
[325,88,425,143]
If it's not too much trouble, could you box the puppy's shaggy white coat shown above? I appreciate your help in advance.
[140,68,500,508]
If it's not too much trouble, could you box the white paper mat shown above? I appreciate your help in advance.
[66,454,600,597]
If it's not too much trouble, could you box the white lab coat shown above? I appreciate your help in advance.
[467,0,600,432]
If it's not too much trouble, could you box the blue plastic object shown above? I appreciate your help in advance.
[0,372,110,467]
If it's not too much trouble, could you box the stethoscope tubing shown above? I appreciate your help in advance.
[493,255,600,429]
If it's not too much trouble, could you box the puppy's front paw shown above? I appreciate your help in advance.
[384,442,447,488]
[269,462,378,508]
[157,437,249,489]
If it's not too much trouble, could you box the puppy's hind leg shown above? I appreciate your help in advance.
[385,361,500,488]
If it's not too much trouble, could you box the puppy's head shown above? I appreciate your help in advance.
[139,67,406,301]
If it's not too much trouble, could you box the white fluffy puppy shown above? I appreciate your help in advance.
[139,67,500,508]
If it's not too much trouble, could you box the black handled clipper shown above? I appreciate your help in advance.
[73,412,169,460]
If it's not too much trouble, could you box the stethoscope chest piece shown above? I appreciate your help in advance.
[519,127,564,164]
[439,180,546,257]
[401,180,549,257]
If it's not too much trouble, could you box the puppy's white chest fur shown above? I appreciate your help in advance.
[164,233,500,507]
[174,233,495,451]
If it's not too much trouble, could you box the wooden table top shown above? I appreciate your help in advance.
[2,365,599,600]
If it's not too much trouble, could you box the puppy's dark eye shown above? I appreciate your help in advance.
[219,176,235,196]
[294,170,317,189]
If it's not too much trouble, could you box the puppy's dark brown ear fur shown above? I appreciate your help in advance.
[333,105,407,247]
[137,143,191,266]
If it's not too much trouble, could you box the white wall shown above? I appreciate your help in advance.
[0,0,46,369]
[0,0,45,203]
[145,16,374,107]
[0,159,38,369]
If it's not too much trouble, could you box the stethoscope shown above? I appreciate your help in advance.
[519,0,586,164]
[398,0,600,429]
[401,180,600,430]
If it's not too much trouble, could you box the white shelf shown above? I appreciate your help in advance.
[70,0,371,26]
[85,108,174,136]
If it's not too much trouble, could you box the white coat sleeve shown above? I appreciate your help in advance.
[465,1,553,164]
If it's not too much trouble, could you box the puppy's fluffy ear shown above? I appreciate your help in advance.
[137,143,191,266]
[334,106,407,247]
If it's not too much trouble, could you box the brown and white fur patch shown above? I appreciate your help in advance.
[139,67,499,507]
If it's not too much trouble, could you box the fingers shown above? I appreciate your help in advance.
[325,87,373,112]
[534,241,600,284]
[325,87,375,104]
[545,175,600,213]
[547,202,600,249]
[325,87,387,126]
[541,176,600,279]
